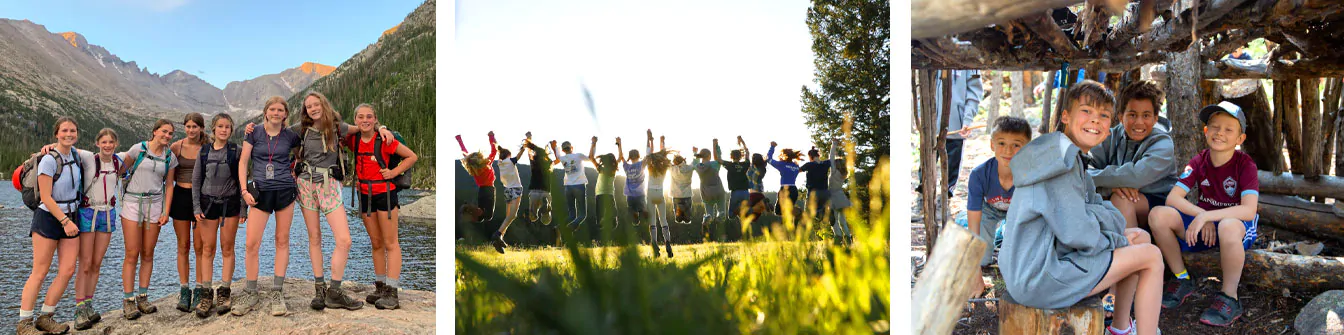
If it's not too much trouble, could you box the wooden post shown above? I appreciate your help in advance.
[998,293,1105,334]
[1167,48,1206,169]
[1040,70,1056,134]
[1302,78,1323,181]
[1321,78,1340,176]
[917,70,943,254]
[1278,79,1305,175]
[988,71,1002,133]
[1224,79,1283,172]
[1011,71,1026,118]
[1256,171,1344,200]
[912,225,988,334]
[938,70,954,240]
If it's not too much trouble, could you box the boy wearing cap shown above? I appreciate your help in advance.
[1147,101,1259,327]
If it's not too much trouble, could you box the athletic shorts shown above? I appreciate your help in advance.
[627,195,646,213]
[1177,212,1259,252]
[358,190,400,214]
[297,177,343,215]
[702,189,725,203]
[169,185,197,221]
[1144,192,1167,210]
[78,207,118,233]
[253,187,297,214]
[33,208,78,240]
[503,186,524,202]
[830,189,852,209]
[200,194,243,220]
[121,194,165,224]
[647,189,665,204]
[673,198,692,222]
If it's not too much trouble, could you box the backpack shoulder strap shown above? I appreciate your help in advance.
[372,133,389,169]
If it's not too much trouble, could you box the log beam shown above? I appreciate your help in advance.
[1183,249,1344,292]
[1202,57,1344,80]
[911,0,1083,39]
[1256,172,1344,199]
[1257,194,1344,244]
[1019,12,1081,58]
[913,226,989,334]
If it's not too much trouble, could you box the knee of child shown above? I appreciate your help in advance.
[221,247,235,258]
[384,240,401,253]
[1217,218,1246,237]
[335,235,352,250]
[57,264,76,278]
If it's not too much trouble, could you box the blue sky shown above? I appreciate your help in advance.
[453,0,822,189]
[4,0,423,87]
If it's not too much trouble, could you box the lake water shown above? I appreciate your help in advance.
[0,186,436,330]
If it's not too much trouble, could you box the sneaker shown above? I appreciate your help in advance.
[17,318,41,335]
[491,231,508,254]
[1106,319,1160,335]
[270,290,289,316]
[229,291,260,316]
[374,287,400,310]
[324,285,365,310]
[177,286,192,312]
[366,281,386,305]
[214,287,232,315]
[34,313,68,335]
[1161,278,1196,309]
[1199,293,1243,327]
[652,242,661,258]
[73,304,96,330]
[136,294,158,315]
[122,298,142,320]
[310,282,327,311]
[194,287,214,318]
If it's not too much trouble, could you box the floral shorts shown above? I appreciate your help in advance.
[297,177,344,215]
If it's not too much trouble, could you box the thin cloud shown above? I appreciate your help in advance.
[117,0,190,12]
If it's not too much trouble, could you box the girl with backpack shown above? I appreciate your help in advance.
[72,128,125,330]
[346,104,418,309]
[121,119,180,320]
[18,117,84,335]
[170,112,206,313]
[190,113,243,317]
[232,96,304,317]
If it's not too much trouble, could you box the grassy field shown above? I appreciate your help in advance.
[456,160,891,334]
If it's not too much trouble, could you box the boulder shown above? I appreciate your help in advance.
[1296,290,1344,335]
[400,194,436,221]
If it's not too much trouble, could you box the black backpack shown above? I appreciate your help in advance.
[19,150,84,211]
[347,132,412,217]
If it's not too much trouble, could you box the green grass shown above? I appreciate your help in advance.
[456,160,892,334]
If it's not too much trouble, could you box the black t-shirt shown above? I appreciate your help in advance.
[723,161,750,191]
[798,160,833,190]
[528,154,550,191]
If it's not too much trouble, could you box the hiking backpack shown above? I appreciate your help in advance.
[18,149,85,211]
[346,131,412,217]
[81,153,124,207]
[120,141,173,198]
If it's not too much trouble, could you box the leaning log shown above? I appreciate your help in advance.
[1183,250,1344,292]
[1256,172,1344,199]
[1257,194,1344,244]
[913,226,988,334]
[911,0,1083,39]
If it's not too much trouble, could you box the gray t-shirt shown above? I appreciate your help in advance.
[246,127,301,191]
[37,148,84,213]
[123,142,178,200]
[193,143,241,215]
[294,122,351,181]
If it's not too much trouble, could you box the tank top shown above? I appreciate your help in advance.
[175,143,198,185]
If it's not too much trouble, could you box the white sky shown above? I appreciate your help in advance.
[452,0,821,189]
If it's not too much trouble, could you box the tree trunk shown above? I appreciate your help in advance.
[1225,80,1283,172]
[1011,71,1025,118]
[1323,78,1341,176]
[918,70,942,255]
[1302,78,1323,180]
[1257,194,1344,244]
[987,71,1002,133]
[1183,250,1344,292]
[1278,79,1305,175]
[998,294,1105,335]
[1024,72,1037,105]
[913,226,988,334]
[1257,171,1344,200]
[1167,48,1206,171]
[1040,70,1057,134]
[939,71,953,243]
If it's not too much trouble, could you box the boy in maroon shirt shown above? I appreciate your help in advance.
[1147,101,1260,327]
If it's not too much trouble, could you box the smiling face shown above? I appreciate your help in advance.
[153,124,173,146]
[990,131,1029,164]
[96,133,118,154]
[355,106,377,134]
[184,119,203,142]
[265,102,288,125]
[1204,112,1246,152]
[213,118,233,142]
[1122,99,1158,141]
[54,120,78,147]
[1060,101,1114,152]
[304,95,325,121]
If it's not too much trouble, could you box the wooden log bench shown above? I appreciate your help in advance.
[998,292,1106,334]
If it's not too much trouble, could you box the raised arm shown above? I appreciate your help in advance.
[549,140,561,166]
[486,131,498,161]
[766,142,777,164]
[713,139,723,162]
[455,135,468,156]
[738,136,749,159]
[828,138,838,161]
[588,136,598,165]
[659,135,666,152]
[616,137,625,162]
[646,130,654,158]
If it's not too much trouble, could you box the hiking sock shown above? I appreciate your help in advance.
[273,276,285,291]
[124,292,135,300]
[19,309,33,321]
[221,279,232,290]
[331,280,342,290]
[386,277,400,289]
[138,287,149,296]
[1175,270,1190,280]
[245,280,258,293]
[376,275,386,283]
[76,297,87,306]
[202,280,212,289]
[314,276,324,285]
[181,284,190,291]
[40,305,55,314]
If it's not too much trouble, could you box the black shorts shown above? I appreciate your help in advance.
[253,187,297,214]
[169,185,196,221]
[358,190,400,214]
[32,208,78,240]
[200,194,243,220]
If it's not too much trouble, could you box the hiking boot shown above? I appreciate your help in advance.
[374,287,399,310]
[177,286,192,312]
[324,285,365,310]
[310,282,327,311]
[136,294,157,314]
[652,242,661,257]
[194,287,214,318]
[367,281,386,305]
[1199,292,1243,327]
[665,243,674,258]
[122,298,142,320]
[491,231,508,254]
[17,318,41,335]
[214,287,232,315]
[1161,278,1196,309]
[229,290,260,316]
[270,290,289,316]
[73,304,96,330]
[540,208,552,225]
[34,313,68,335]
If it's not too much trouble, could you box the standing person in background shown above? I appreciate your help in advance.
[644,133,674,257]
[615,133,650,232]
[525,135,553,225]
[169,113,205,314]
[551,137,597,233]
[18,118,83,335]
[916,70,982,221]
[766,142,803,220]
[798,142,837,225]
[488,135,527,254]
[457,133,497,224]
[693,142,727,240]
[192,113,244,317]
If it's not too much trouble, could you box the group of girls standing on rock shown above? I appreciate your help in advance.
[15,92,418,335]
[456,129,854,257]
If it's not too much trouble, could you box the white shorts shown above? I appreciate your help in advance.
[120,195,165,225]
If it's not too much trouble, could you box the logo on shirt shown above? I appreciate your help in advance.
[1201,179,1210,187]
[1223,176,1237,197]
[1180,166,1193,179]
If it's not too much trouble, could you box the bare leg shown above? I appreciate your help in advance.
[325,209,353,281]
[1109,228,1152,330]
[87,232,113,301]
[243,209,268,281]
[122,219,142,294]
[220,216,241,284]
[380,208,403,281]
[1087,243,1164,335]
[198,218,220,286]
[21,234,58,312]
[140,220,164,290]
[76,232,95,300]
[499,197,522,234]
[1148,206,1189,275]
[362,213,387,278]
[1109,195,1140,230]
[44,238,81,306]
[174,219,193,286]
[1217,218,1247,298]
[273,204,296,278]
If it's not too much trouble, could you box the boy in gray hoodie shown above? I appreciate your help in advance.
[1088,80,1179,230]
[1001,80,1165,335]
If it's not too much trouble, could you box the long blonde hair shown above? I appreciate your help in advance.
[298,91,340,149]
